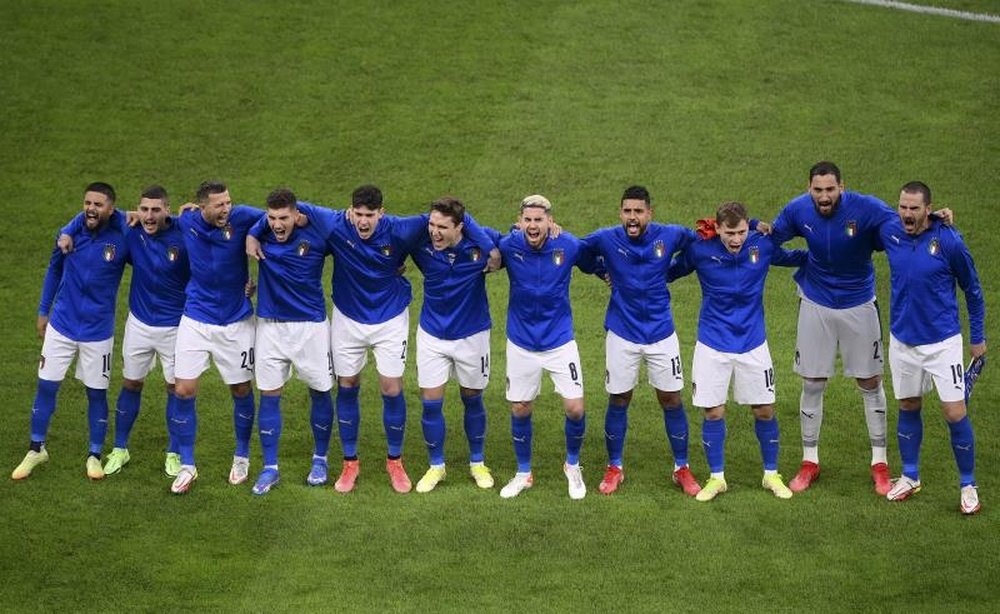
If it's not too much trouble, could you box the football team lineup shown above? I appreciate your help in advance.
[14,161,986,515]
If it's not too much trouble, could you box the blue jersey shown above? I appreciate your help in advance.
[178,205,263,326]
[255,203,331,322]
[878,218,986,346]
[500,230,595,352]
[582,223,697,344]
[275,203,496,326]
[770,190,896,309]
[668,231,806,353]
[61,211,189,327]
[410,227,500,340]
[41,213,129,342]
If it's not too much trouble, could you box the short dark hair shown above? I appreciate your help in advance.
[900,181,932,205]
[430,196,465,225]
[351,184,383,210]
[196,180,228,203]
[266,187,298,210]
[809,161,841,184]
[715,201,749,227]
[141,184,169,205]
[621,185,651,205]
[85,182,116,204]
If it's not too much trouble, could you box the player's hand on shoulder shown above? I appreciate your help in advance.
[295,211,309,228]
[246,235,264,261]
[57,233,74,254]
[756,220,773,235]
[178,202,199,214]
[485,247,502,273]
[932,207,954,226]
[36,315,48,339]
[126,211,141,227]
[549,220,562,238]
[602,272,613,289]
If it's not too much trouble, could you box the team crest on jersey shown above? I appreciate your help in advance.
[552,249,565,266]
[470,247,482,262]
[846,220,857,237]
[103,244,117,262]
[167,246,179,262]
[297,240,310,257]
[380,244,393,257]
[222,224,233,241]
[928,238,940,256]
[654,240,665,259]
[749,246,760,264]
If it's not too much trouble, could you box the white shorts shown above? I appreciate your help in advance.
[174,315,255,385]
[889,333,965,403]
[255,319,333,392]
[794,295,883,379]
[505,339,584,402]
[38,325,113,390]
[330,305,408,379]
[691,341,776,408]
[122,312,178,384]
[605,330,684,394]
[416,326,490,390]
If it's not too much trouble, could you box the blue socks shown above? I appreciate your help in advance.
[336,386,360,458]
[897,408,923,481]
[462,394,487,463]
[232,393,255,458]
[663,404,690,466]
[948,415,976,487]
[166,392,179,454]
[309,389,334,458]
[421,399,446,465]
[172,396,197,465]
[30,378,61,444]
[565,415,586,465]
[604,403,628,467]
[114,387,142,448]
[702,417,726,473]
[383,393,407,457]
[258,395,282,467]
[754,416,780,471]
[512,414,533,473]
[86,387,109,455]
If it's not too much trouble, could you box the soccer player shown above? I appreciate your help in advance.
[498,195,597,500]
[56,186,190,478]
[410,196,500,493]
[247,188,335,495]
[581,185,702,497]
[169,180,263,494]
[767,161,898,495]
[255,186,496,494]
[879,182,985,515]
[667,202,806,501]
[12,182,128,481]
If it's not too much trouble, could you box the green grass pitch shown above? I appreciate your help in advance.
[1,0,997,611]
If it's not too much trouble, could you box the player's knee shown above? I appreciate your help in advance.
[899,397,922,411]
[941,401,967,423]
[703,405,725,420]
[510,401,532,417]
[564,399,585,420]
[229,381,252,398]
[751,404,774,420]
[856,375,881,391]
[655,389,681,407]
[379,376,403,397]
[338,374,360,389]
[802,378,827,395]
[122,378,144,392]
[174,379,197,399]
[609,391,632,406]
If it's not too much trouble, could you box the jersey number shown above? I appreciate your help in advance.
[763,367,775,391]
[480,355,490,377]
[102,352,112,378]
[671,356,682,377]
[241,348,255,370]
[951,363,964,385]
[872,340,882,361]
[569,362,579,382]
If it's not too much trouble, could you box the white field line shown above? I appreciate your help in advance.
[843,0,1000,23]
